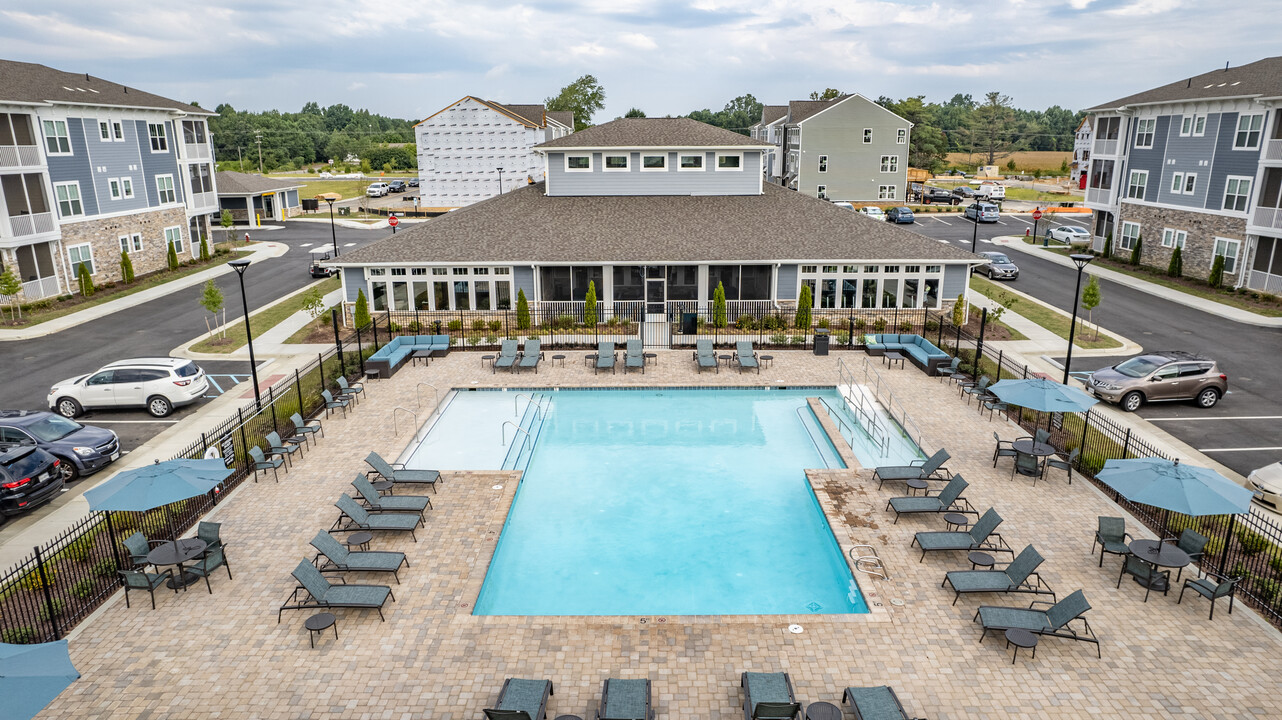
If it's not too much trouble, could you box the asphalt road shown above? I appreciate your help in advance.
[904,211,1282,477]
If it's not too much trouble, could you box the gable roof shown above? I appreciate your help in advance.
[487,101,546,127]
[1088,56,1282,111]
[534,117,771,149]
[547,110,575,129]
[332,181,979,267]
[215,171,304,195]
[0,59,211,115]
[762,105,788,126]
[787,98,843,124]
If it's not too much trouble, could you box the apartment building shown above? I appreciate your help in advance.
[1072,117,1092,187]
[415,97,573,209]
[1084,56,1282,290]
[0,59,219,299]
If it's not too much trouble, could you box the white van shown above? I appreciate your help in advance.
[976,182,1005,201]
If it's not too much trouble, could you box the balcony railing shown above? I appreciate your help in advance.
[189,191,216,210]
[1092,138,1119,156]
[0,145,42,168]
[0,275,60,303]
[1251,206,1282,231]
[183,142,211,160]
[1264,139,1282,162]
[1247,269,1282,295]
[7,212,55,237]
[1085,187,1115,206]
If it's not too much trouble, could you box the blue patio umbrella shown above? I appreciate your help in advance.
[0,640,81,719]
[988,377,1099,414]
[1096,457,1254,517]
[84,458,232,513]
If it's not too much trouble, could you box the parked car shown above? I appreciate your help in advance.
[831,201,856,211]
[0,446,63,520]
[965,202,1001,223]
[1085,351,1227,412]
[1049,225,1091,244]
[860,206,886,220]
[976,251,1019,280]
[1248,461,1282,511]
[0,410,118,482]
[407,178,420,187]
[366,182,390,197]
[921,188,956,205]
[885,206,915,224]
[388,180,407,193]
[975,182,1005,200]
[308,247,337,278]
[952,186,976,202]
[49,358,208,419]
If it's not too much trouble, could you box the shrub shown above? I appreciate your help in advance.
[1167,246,1183,278]
[63,533,96,562]
[795,286,812,329]
[555,314,576,330]
[71,577,96,599]
[19,565,56,591]
[1256,577,1282,604]
[835,331,850,345]
[898,321,913,333]
[353,289,371,327]
[951,294,965,326]
[387,321,401,333]
[486,334,498,345]
[1209,255,1226,288]
[924,319,940,332]
[1,626,35,644]
[789,335,806,345]
[769,332,788,345]
[120,251,135,284]
[38,598,65,621]
[872,318,887,332]
[1203,535,1225,559]
[77,263,95,297]
[1270,552,1282,576]
[488,319,502,333]
[199,236,211,261]
[712,282,727,328]
[1230,561,1252,581]
[92,558,118,577]
[467,334,481,346]
[1102,232,1113,258]
[471,318,486,332]
[166,241,179,270]
[816,318,829,329]
[516,289,530,329]
[853,318,866,331]
[1237,528,1269,555]
[446,319,463,332]
[583,281,598,327]
[735,314,756,330]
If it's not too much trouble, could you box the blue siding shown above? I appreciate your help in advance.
[1125,116,1168,202]
[343,267,364,302]
[777,264,798,299]
[135,119,180,208]
[1207,110,1265,212]
[943,264,969,300]
[46,118,99,217]
[1156,113,1221,209]
[546,150,761,196]
[513,265,535,299]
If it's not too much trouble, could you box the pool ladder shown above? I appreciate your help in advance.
[848,545,890,580]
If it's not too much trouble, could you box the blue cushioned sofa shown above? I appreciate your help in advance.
[366,334,452,378]
[864,333,951,373]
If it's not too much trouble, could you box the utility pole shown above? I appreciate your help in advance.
[236,146,243,169]
[254,131,263,174]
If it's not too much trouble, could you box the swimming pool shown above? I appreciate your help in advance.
[454,387,870,616]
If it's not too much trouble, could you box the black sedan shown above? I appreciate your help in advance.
[921,188,956,205]
[0,446,64,520]
[885,206,916,224]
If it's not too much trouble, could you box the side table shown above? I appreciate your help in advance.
[759,354,774,369]
[805,701,842,720]
[305,612,338,648]
[968,551,995,570]
[345,531,373,552]
[552,354,566,367]
[481,354,495,367]
[944,513,970,531]
[905,478,929,496]
[1004,628,1037,664]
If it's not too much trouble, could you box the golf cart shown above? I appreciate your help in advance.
[309,246,337,278]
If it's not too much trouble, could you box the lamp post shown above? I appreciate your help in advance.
[227,258,261,409]
[1063,253,1095,385]
[970,198,980,254]
[324,197,338,257]
[496,166,504,195]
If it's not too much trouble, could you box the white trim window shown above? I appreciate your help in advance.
[156,174,176,204]
[1213,237,1240,273]
[1170,172,1196,195]
[818,154,828,173]
[564,154,592,172]
[640,154,666,171]
[863,128,872,144]
[121,177,134,199]
[112,121,124,141]
[98,121,111,141]
[1160,228,1187,249]
[147,122,168,152]
[817,184,827,200]
[53,182,83,217]
[678,153,704,171]
[164,226,184,255]
[1193,115,1206,136]
[118,235,130,253]
[1223,177,1252,212]
[602,154,629,172]
[879,155,898,173]
[1134,118,1156,148]
[1179,116,1193,136]
[118,233,142,253]
[715,153,742,171]
[108,178,122,201]
[1119,221,1140,251]
[1170,172,1184,193]
[1183,173,1197,194]
[130,233,142,252]
[42,120,71,155]
[68,243,94,276]
[1234,114,1264,149]
[896,128,907,144]
[1126,169,1148,199]
[878,185,896,200]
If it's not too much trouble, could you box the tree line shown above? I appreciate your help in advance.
[208,102,417,173]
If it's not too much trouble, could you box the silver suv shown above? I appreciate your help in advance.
[49,358,208,418]
[1086,352,1227,412]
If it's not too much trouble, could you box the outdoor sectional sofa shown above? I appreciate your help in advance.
[863,333,950,373]
[366,334,452,378]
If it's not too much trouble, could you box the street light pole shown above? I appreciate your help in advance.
[1063,253,1095,385]
[228,259,261,409]
[970,199,980,254]
[496,166,504,196]
[325,197,338,257]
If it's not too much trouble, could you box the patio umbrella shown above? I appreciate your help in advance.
[1096,457,1254,517]
[988,377,1099,414]
[0,640,81,719]
[84,458,232,514]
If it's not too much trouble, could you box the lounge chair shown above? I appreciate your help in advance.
[740,671,801,720]
[352,474,432,517]
[596,678,653,720]
[1091,516,1133,568]
[843,686,914,720]
[336,376,364,405]
[1046,448,1078,484]
[693,339,718,373]
[595,342,617,374]
[321,389,349,418]
[1163,529,1208,581]
[1117,555,1169,602]
[735,341,760,374]
[1178,570,1240,620]
[248,446,284,483]
[872,448,951,490]
[365,451,441,493]
[119,568,176,609]
[278,559,395,622]
[942,544,1054,606]
[264,430,303,467]
[973,589,1101,658]
[886,474,973,523]
[517,339,544,373]
[911,508,1010,562]
[290,412,324,446]
[185,544,232,594]
[624,339,645,373]
[309,531,408,584]
[494,339,519,373]
[332,494,422,542]
[484,678,553,720]
[992,432,1017,467]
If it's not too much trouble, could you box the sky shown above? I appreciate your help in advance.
[2,0,1280,123]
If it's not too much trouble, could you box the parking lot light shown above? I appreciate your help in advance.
[227,258,261,409]
[1063,253,1095,385]
[324,197,338,257]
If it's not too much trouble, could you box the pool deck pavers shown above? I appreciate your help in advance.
[45,350,1282,719]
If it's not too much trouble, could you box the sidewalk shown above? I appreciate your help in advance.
[996,235,1282,327]
[967,281,1144,359]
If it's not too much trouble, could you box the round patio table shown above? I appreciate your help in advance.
[305,612,337,648]
[805,701,842,720]
[147,538,208,590]
[944,513,970,531]
[1012,439,1055,457]
[1128,539,1191,589]
[905,478,929,495]
[345,531,373,552]
[1004,628,1038,664]
[968,551,995,570]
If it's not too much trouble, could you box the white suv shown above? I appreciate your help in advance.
[49,358,208,418]
[366,182,389,197]
[976,182,1005,201]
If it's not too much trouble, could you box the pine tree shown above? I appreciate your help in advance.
[795,285,812,330]
[1129,235,1142,266]
[582,281,597,326]
[515,288,530,330]
[1209,255,1226,288]
[353,288,371,327]
[199,236,211,261]
[712,281,728,328]
[1080,275,1101,339]
[166,241,179,270]
[1167,246,1183,278]
[1102,232,1113,258]
[951,293,966,327]
[77,263,95,297]
[120,250,135,284]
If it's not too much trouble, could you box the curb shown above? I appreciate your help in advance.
[174,278,341,360]
[971,277,1142,357]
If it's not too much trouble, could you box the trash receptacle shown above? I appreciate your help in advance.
[681,312,698,335]
[813,328,830,356]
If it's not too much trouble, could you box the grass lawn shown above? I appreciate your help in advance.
[945,150,1072,172]
[191,276,340,353]
[284,302,343,344]
[289,179,383,202]
[0,246,250,328]
[1004,187,1083,203]
[970,275,1121,349]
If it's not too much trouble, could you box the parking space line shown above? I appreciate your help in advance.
[995,220,1008,225]
[80,419,179,424]
[933,218,952,225]
[344,242,356,247]
[937,239,952,244]
[299,242,313,247]
[1011,217,1032,225]
[979,238,994,244]
[206,376,223,393]
[1199,446,1282,452]
[1150,415,1282,421]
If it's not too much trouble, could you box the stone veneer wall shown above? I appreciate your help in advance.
[1116,202,1246,281]
[59,206,190,287]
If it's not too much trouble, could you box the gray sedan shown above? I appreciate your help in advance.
[977,251,1019,280]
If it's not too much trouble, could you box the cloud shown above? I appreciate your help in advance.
[619,32,657,50]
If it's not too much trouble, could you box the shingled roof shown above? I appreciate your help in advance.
[547,110,575,129]
[0,59,211,115]
[762,105,788,125]
[787,98,845,125]
[332,181,979,266]
[488,102,546,126]
[215,171,304,195]
[535,117,771,149]
[1088,56,1282,111]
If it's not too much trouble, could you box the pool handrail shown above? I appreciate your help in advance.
[816,395,890,459]
[392,407,418,437]
[416,382,439,410]
[849,544,890,580]
[795,406,841,470]
[838,356,926,452]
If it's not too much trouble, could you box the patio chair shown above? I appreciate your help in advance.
[873,448,951,490]
[1034,429,1051,445]
[735,341,760,374]
[336,376,364,405]
[1010,451,1045,484]
[517,338,544,373]
[309,531,409,584]
[624,339,645,373]
[352,474,432,517]
[321,389,349,418]
[842,686,915,720]
[248,446,284,483]
[979,393,1007,421]
[740,671,801,720]
[992,432,1017,467]
[974,589,1101,658]
[118,568,176,609]
[122,531,163,569]
[1163,529,1209,581]
[186,544,232,594]
[196,521,223,553]
[959,375,990,402]
[264,430,303,467]
[595,342,617,374]
[1091,516,1133,568]
[595,677,653,720]
[943,544,1054,606]
[332,494,423,542]
[936,357,961,382]
[1046,448,1079,484]
[278,559,395,622]
[911,508,1010,562]
[1117,554,1170,602]
[694,339,718,373]
[365,451,442,493]
[494,339,520,373]
[290,412,324,446]
[886,475,973,523]
[484,678,554,720]
[1178,569,1240,620]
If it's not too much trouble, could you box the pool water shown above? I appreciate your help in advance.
[463,387,871,616]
